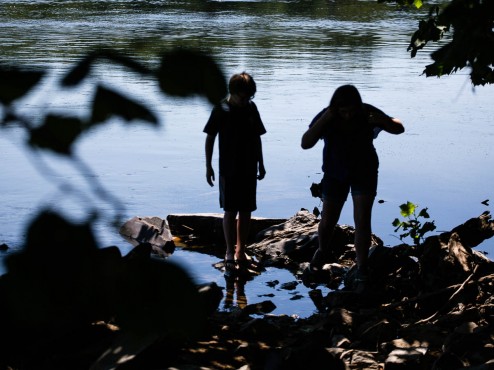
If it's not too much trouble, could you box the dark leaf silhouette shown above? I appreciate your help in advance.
[61,56,94,87]
[61,50,152,87]
[3,210,102,333]
[0,66,44,105]
[157,49,227,104]
[28,115,84,155]
[90,85,158,126]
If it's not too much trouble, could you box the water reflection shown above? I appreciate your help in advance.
[224,276,248,310]
[1,0,494,315]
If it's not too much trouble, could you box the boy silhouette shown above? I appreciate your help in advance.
[204,72,266,277]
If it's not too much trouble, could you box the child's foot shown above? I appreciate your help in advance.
[224,259,237,278]
[353,266,369,294]
[310,248,336,270]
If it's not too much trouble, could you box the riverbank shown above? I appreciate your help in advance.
[1,210,494,369]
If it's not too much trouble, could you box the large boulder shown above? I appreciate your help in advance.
[119,216,175,257]
[248,209,382,270]
[166,213,286,254]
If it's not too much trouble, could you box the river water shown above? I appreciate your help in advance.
[1,0,493,317]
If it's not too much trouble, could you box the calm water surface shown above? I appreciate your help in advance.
[1,0,493,317]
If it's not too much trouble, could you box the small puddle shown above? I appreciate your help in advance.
[170,248,333,319]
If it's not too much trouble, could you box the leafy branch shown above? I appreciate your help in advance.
[0,48,227,226]
[392,201,437,246]
[378,0,494,86]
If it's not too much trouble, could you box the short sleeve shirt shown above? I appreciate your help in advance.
[204,100,266,177]
[310,103,387,181]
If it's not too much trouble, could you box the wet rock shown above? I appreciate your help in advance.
[248,209,382,270]
[119,216,175,257]
[241,300,277,316]
[0,243,8,251]
[280,281,298,290]
[166,213,286,248]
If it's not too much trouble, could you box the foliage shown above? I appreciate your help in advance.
[392,201,437,245]
[0,48,227,367]
[379,0,494,86]
[378,0,424,8]
[2,48,226,155]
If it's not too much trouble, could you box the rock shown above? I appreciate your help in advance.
[197,282,223,315]
[384,348,427,369]
[4,211,494,370]
[341,349,379,369]
[119,216,175,257]
[166,213,286,252]
[0,243,8,251]
[248,209,382,270]
[241,300,277,317]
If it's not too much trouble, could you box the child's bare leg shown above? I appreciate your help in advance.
[223,211,238,260]
[352,195,374,269]
[312,197,345,267]
[235,211,251,260]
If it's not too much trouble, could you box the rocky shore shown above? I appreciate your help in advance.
[0,209,493,369]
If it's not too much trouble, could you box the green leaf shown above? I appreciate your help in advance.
[90,85,158,126]
[157,49,227,104]
[392,218,401,227]
[399,232,410,240]
[399,201,416,217]
[28,115,84,155]
[420,221,437,234]
[418,208,430,218]
[0,66,44,105]
[413,0,423,9]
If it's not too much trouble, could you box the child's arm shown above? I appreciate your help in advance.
[301,108,333,149]
[256,136,266,180]
[371,113,405,135]
[366,104,405,135]
[205,134,216,186]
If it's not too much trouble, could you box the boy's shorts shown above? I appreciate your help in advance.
[219,175,257,212]
[321,172,377,201]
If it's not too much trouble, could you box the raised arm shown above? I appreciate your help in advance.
[369,109,405,135]
[301,108,333,149]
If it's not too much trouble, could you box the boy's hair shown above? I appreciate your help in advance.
[229,72,256,97]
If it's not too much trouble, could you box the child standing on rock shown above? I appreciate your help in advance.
[301,85,404,292]
[204,72,266,277]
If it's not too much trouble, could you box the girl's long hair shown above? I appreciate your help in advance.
[329,84,365,119]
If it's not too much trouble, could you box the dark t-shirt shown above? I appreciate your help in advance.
[204,100,266,177]
[310,103,386,181]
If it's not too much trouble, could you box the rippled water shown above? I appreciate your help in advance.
[1,0,493,317]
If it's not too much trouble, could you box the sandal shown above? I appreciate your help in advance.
[224,259,237,278]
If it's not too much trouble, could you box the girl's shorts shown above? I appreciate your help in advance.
[321,172,377,201]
